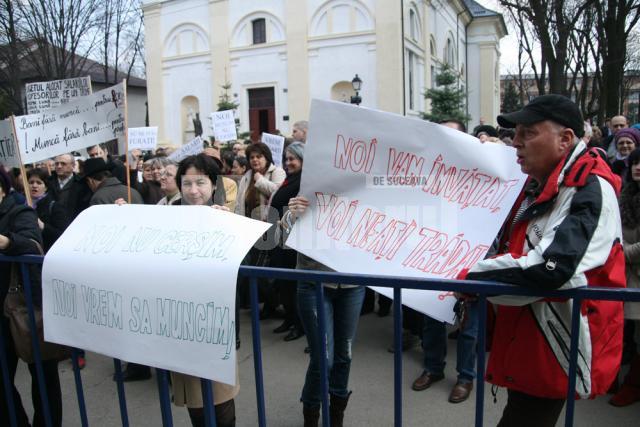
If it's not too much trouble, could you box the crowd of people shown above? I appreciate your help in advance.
[1,98,640,427]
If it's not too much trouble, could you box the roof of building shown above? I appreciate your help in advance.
[464,0,500,17]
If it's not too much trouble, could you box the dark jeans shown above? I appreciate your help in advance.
[0,318,63,427]
[297,283,365,407]
[421,301,479,383]
[497,390,565,427]
[270,246,301,329]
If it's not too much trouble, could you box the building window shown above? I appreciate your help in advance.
[252,18,266,44]
[431,65,436,89]
[445,38,455,66]
[408,51,415,109]
[409,9,418,41]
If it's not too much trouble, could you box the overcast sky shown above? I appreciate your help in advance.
[476,0,520,75]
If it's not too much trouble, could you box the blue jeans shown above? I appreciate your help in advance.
[421,301,479,383]
[297,283,365,407]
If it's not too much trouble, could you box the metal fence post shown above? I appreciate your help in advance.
[113,358,130,426]
[564,297,583,427]
[71,349,89,427]
[393,287,403,427]
[315,282,330,427]
[201,379,216,427]
[155,368,173,427]
[249,276,267,426]
[475,296,487,427]
[20,263,52,427]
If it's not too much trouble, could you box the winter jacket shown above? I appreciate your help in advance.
[464,141,625,399]
[235,164,285,218]
[89,177,143,206]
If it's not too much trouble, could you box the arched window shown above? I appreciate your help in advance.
[331,81,355,103]
[445,37,456,66]
[252,18,266,44]
[310,0,374,37]
[408,6,421,42]
[163,24,209,58]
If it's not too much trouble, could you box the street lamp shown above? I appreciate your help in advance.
[350,74,362,106]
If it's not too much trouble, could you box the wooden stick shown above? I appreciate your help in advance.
[9,115,33,207]
[122,79,132,204]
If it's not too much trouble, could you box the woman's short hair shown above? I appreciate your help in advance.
[234,156,248,169]
[176,154,220,188]
[626,148,640,183]
[245,142,274,169]
[27,168,50,187]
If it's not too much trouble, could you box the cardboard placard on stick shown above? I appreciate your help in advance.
[25,76,92,114]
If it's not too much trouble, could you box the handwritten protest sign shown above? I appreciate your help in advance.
[210,110,237,142]
[26,76,92,114]
[168,136,204,162]
[43,205,270,385]
[287,100,527,323]
[261,133,285,167]
[128,127,158,151]
[14,82,125,165]
[0,119,20,168]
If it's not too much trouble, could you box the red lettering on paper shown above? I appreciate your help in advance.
[333,134,377,173]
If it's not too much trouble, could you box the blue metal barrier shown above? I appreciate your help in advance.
[2,254,640,427]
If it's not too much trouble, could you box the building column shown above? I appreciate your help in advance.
[142,3,164,138]
[479,43,498,125]
[209,0,231,114]
[376,0,403,114]
[285,0,310,123]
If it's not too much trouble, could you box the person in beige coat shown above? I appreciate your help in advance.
[234,142,286,220]
[172,154,240,426]
[612,147,640,407]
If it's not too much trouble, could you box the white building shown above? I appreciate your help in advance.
[142,0,506,144]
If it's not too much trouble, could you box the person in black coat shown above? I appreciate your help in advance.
[268,142,305,341]
[0,166,63,427]
[27,168,70,253]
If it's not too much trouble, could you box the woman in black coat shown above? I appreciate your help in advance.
[0,166,63,427]
[27,168,70,253]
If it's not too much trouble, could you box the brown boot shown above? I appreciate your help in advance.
[303,404,320,427]
[329,392,351,427]
[610,354,640,407]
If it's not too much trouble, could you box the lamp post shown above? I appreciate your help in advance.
[350,74,362,106]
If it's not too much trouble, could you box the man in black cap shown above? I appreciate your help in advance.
[84,158,142,206]
[457,95,625,426]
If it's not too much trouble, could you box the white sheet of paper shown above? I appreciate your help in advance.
[25,76,92,114]
[287,100,527,323]
[43,205,270,385]
[168,136,204,162]
[0,119,20,168]
[15,83,125,165]
[261,133,285,167]
[128,127,158,151]
[210,111,237,142]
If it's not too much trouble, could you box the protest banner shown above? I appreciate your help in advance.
[210,110,237,142]
[261,132,285,167]
[42,205,270,385]
[287,100,527,323]
[0,119,20,169]
[128,127,158,151]
[13,82,126,165]
[168,136,204,162]
[26,76,92,114]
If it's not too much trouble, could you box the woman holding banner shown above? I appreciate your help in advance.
[157,160,181,205]
[170,154,238,427]
[268,142,305,341]
[283,194,365,427]
[0,166,63,427]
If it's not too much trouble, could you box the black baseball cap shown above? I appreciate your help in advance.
[497,94,584,138]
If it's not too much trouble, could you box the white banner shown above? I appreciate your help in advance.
[287,100,527,323]
[128,127,158,151]
[0,119,20,168]
[14,83,125,165]
[210,111,237,142]
[168,136,204,162]
[26,76,92,114]
[43,205,270,385]
[261,133,285,167]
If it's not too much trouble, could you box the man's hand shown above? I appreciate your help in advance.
[0,234,10,250]
[114,198,128,206]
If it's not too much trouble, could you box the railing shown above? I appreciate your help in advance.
[2,254,640,427]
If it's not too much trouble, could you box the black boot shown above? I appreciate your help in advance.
[303,404,320,427]
[330,392,351,427]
